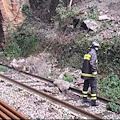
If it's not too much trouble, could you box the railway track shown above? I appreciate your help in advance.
[0,63,120,119]
[0,99,28,120]
[0,73,103,119]
[1,63,119,105]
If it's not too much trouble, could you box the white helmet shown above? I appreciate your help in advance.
[92,41,100,47]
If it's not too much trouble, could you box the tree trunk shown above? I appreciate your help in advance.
[49,0,59,21]
[29,0,59,23]
[0,10,4,43]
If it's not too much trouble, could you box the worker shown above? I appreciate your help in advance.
[81,41,100,106]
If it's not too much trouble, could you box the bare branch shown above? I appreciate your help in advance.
[68,0,73,8]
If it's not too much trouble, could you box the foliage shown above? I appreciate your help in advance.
[4,24,41,58]
[4,42,21,58]
[56,4,79,21]
[63,74,75,83]
[49,33,120,77]
[22,3,31,17]
[98,72,120,102]
[0,65,8,72]
[87,4,98,20]
[101,21,112,30]
[88,10,98,20]
[56,37,91,69]
[56,4,79,28]
[106,102,120,113]
[98,37,120,76]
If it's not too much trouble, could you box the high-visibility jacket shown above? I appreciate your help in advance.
[81,48,98,79]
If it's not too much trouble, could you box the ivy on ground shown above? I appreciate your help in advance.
[99,72,120,113]
[98,72,120,101]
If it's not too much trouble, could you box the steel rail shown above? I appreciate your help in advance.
[0,99,28,120]
[0,63,119,106]
[0,63,54,83]
[69,86,120,105]
[0,73,103,119]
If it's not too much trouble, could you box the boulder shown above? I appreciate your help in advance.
[98,15,111,21]
[53,80,71,92]
[10,58,26,70]
[83,19,100,32]
[24,56,52,77]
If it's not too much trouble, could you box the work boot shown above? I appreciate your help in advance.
[82,97,90,103]
[91,100,99,106]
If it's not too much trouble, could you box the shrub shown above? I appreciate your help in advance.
[0,65,8,72]
[56,4,79,28]
[106,102,120,113]
[87,5,98,20]
[54,35,120,78]
[63,74,75,83]
[22,3,31,17]
[98,37,120,76]
[56,4,79,21]
[15,27,40,57]
[98,72,120,102]
[4,42,21,58]
[4,24,41,58]
[88,11,98,20]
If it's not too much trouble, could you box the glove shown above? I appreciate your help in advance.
[92,71,97,76]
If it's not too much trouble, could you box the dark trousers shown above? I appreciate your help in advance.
[83,78,97,100]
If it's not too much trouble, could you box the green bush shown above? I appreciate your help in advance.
[88,11,98,20]
[88,5,98,20]
[98,37,120,76]
[15,27,40,57]
[56,39,91,69]
[0,65,8,72]
[98,72,120,102]
[63,74,75,83]
[106,102,120,113]
[56,4,79,21]
[22,3,31,17]
[54,35,120,77]
[4,25,41,58]
[56,4,79,28]
[4,42,21,58]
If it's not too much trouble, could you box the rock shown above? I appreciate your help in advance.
[10,58,26,70]
[18,59,26,66]
[6,83,12,87]
[0,80,4,82]
[24,55,52,77]
[48,107,57,113]
[58,73,65,80]
[43,86,59,94]
[98,0,102,3]
[47,83,55,87]
[83,19,100,32]
[58,68,69,80]
[53,80,71,92]
[10,59,17,65]
[58,68,81,82]
[98,15,111,21]
[117,31,120,36]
